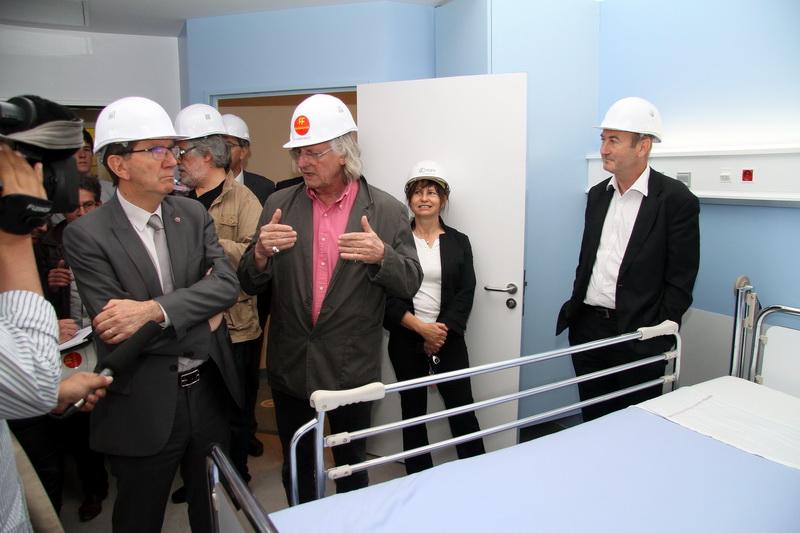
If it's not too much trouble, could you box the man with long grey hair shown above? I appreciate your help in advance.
[238,93,422,504]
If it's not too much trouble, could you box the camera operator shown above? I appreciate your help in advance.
[0,106,112,530]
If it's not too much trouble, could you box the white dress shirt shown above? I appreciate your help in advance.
[584,168,650,309]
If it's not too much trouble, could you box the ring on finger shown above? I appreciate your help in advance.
[272,245,280,254]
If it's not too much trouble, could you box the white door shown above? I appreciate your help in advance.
[358,73,527,457]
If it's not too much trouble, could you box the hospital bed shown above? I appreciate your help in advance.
[206,293,800,532]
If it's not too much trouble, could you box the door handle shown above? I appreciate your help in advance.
[484,283,518,295]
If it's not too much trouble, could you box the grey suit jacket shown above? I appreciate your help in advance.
[238,176,422,399]
[63,194,242,456]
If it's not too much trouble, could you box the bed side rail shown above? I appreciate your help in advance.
[206,444,279,533]
[749,304,800,383]
[290,320,681,505]
[731,275,758,378]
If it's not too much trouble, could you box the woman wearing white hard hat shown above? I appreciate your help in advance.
[384,160,485,474]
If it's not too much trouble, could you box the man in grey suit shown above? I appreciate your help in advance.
[557,97,700,421]
[63,97,242,533]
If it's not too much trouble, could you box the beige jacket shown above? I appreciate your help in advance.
[210,173,263,343]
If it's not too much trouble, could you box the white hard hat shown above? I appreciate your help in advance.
[222,114,250,141]
[94,97,183,159]
[405,160,450,195]
[174,104,227,140]
[284,94,357,149]
[595,97,663,143]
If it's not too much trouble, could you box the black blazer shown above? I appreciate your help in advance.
[385,219,475,337]
[557,168,700,353]
[243,170,275,207]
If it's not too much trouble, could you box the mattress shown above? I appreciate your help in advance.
[270,377,800,532]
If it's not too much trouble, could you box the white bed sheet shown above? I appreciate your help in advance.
[270,405,800,532]
[637,376,800,469]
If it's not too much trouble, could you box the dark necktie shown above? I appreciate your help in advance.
[147,214,175,294]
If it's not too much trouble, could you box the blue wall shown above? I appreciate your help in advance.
[184,2,434,103]
[491,1,601,416]
[183,0,800,418]
[599,0,800,313]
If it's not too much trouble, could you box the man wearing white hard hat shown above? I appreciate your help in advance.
[172,103,262,489]
[221,114,275,206]
[556,97,700,421]
[238,93,422,503]
[62,96,242,533]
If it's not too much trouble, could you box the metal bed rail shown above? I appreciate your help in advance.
[289,320,681,506]
[730,274,800,384]
[749,304,800,383]
[207,444,279,533]
[731,275,758,378]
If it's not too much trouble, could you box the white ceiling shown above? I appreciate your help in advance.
[0,0,448,38]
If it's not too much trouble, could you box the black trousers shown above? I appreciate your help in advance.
[388,331,485,474]
[569,305,666,422]
[229,338,261,482]
[272,387,372,505]
[109,361,231,533]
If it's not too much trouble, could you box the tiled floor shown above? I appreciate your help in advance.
[59,431,407,532]
[51,380,567,532]
[56,381,407,532]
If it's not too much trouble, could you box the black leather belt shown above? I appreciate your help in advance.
[179,363,205,388]
[584,304,616,319]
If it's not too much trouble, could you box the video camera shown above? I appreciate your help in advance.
[0,95,82,235]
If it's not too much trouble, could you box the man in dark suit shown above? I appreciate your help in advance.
[221,113,275,459]
[62,97,242,533]
[221,113,275,206]
[557,97,700,421]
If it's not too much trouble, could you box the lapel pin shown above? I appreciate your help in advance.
[174,217,181,223]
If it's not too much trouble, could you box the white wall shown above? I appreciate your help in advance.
[0,24,181,115]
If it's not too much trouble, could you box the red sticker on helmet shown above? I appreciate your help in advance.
[63,352,83,369]
[294,115,310,136]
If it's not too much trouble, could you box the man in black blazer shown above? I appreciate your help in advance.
[557,97,700,421]
[63,97,242,533]
[221,113,275,458]
[221,113,275,206]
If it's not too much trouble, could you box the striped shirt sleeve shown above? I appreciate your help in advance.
[0,290,61,419]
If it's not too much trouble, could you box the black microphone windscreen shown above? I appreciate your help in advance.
[102,321,161,375]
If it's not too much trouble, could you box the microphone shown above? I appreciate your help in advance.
[61,320,161,417]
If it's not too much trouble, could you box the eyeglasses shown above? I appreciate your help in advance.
[289,147,333,164]
[75,201,98,212]
[226,142,243,149]
[121,146,181,161]
[174,145,198,159]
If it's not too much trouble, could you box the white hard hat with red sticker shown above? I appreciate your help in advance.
[284,94,357,149]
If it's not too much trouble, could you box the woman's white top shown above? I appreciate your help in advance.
[412,236,442,324]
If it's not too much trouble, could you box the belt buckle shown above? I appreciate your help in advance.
[179,367,201,388]
[596,307,611,319]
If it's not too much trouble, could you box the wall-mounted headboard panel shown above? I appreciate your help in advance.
[587,145,800,207]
